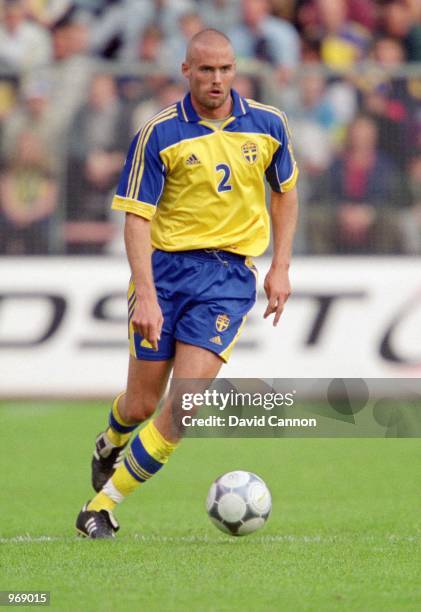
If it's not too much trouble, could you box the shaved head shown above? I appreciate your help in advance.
[186,29,234,64]
[182,29,236,119]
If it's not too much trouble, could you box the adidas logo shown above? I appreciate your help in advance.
[185,153,201,166]
[209,335,223,345]
[140,338,153,349]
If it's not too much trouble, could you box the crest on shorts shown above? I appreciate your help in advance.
[241,141,258,165]
[216,314,230,332]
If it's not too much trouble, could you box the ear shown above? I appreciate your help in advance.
[181,62,190,79]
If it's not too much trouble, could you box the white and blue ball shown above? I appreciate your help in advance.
[206,470,272,536]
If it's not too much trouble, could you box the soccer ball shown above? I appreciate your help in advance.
[206,470,272,536]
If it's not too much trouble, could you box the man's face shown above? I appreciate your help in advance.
[182,41,236,111]
[349,118,377,151]
[4,3,25,31]
[242,0,268,28]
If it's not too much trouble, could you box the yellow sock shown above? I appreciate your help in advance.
[89,421,178,510]
[105,427,132,447]
[138,419,178,464]
[106,393,138,447]
[88,491,118,512]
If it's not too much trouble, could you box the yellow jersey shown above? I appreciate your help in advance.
[112,89,298,256]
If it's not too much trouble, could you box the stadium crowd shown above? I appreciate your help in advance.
[0,0,420,255]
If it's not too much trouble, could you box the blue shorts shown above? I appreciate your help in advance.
[128,249,257,362]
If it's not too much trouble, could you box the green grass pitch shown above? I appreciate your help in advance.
[1,401,420,611]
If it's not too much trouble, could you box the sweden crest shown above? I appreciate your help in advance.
[241,141,258,165]
[216,314,230,332]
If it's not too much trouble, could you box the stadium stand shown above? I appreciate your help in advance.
[0,0,420,255]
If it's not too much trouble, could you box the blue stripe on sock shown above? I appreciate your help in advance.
[124,457,146,482]
[130,435,163,475]
[109,411,137,434]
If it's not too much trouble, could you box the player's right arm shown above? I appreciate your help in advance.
[124,213,162,351]
[111,117,168,351]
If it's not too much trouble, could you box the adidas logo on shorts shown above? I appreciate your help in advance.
[185,153,201,166]
[209,335,223,345]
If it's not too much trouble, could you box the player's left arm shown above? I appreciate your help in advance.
[263,187,298,326]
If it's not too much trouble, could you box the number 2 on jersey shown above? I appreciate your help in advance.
[216,163,232,193]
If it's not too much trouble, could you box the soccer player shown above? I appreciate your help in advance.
[76,29,298,538]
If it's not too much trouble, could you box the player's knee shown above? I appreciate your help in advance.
[124,395,158,422]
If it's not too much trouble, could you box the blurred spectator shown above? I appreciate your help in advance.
[270,0,296,22]
[23,0,78,27]
[308,115,403,253]
[117,76,151,130]
[286,71,337,130]
[380,0,421,62]
[131,79,186,133]
[300,36,322,63]
[296,0,375,64]
[142,0,196,40]
[371,35,407,66]
[0,130,57,254]
[119,24,179,116]
[87,0,152,59]
[32,17,93,138]
[232,73,259,99]
[281,71,336,177]
[0,78,18,124]
[315,0,372,68]
[64,73,129,254]
[89,0,195,60]
[347,0,378,31]
[324,78,357,128]
[228,0,300,78]
[164,11,206,72]
[198,0,241,31]
[412,84,421,151]
[360,37,414,168]
[0,0,51,69]
[1,77,58,170]
[280,68,357,154]
[121,21,166,64]
[400,153,421,253]
[405,0,421,19]
[137,24,166,64]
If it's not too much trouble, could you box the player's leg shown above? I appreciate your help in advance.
[78,343,222,537]
[153,341,224,443]
[91,355,173,492]
[77,252,255,537]
[113,341,224,494]
[77,356,174,538]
